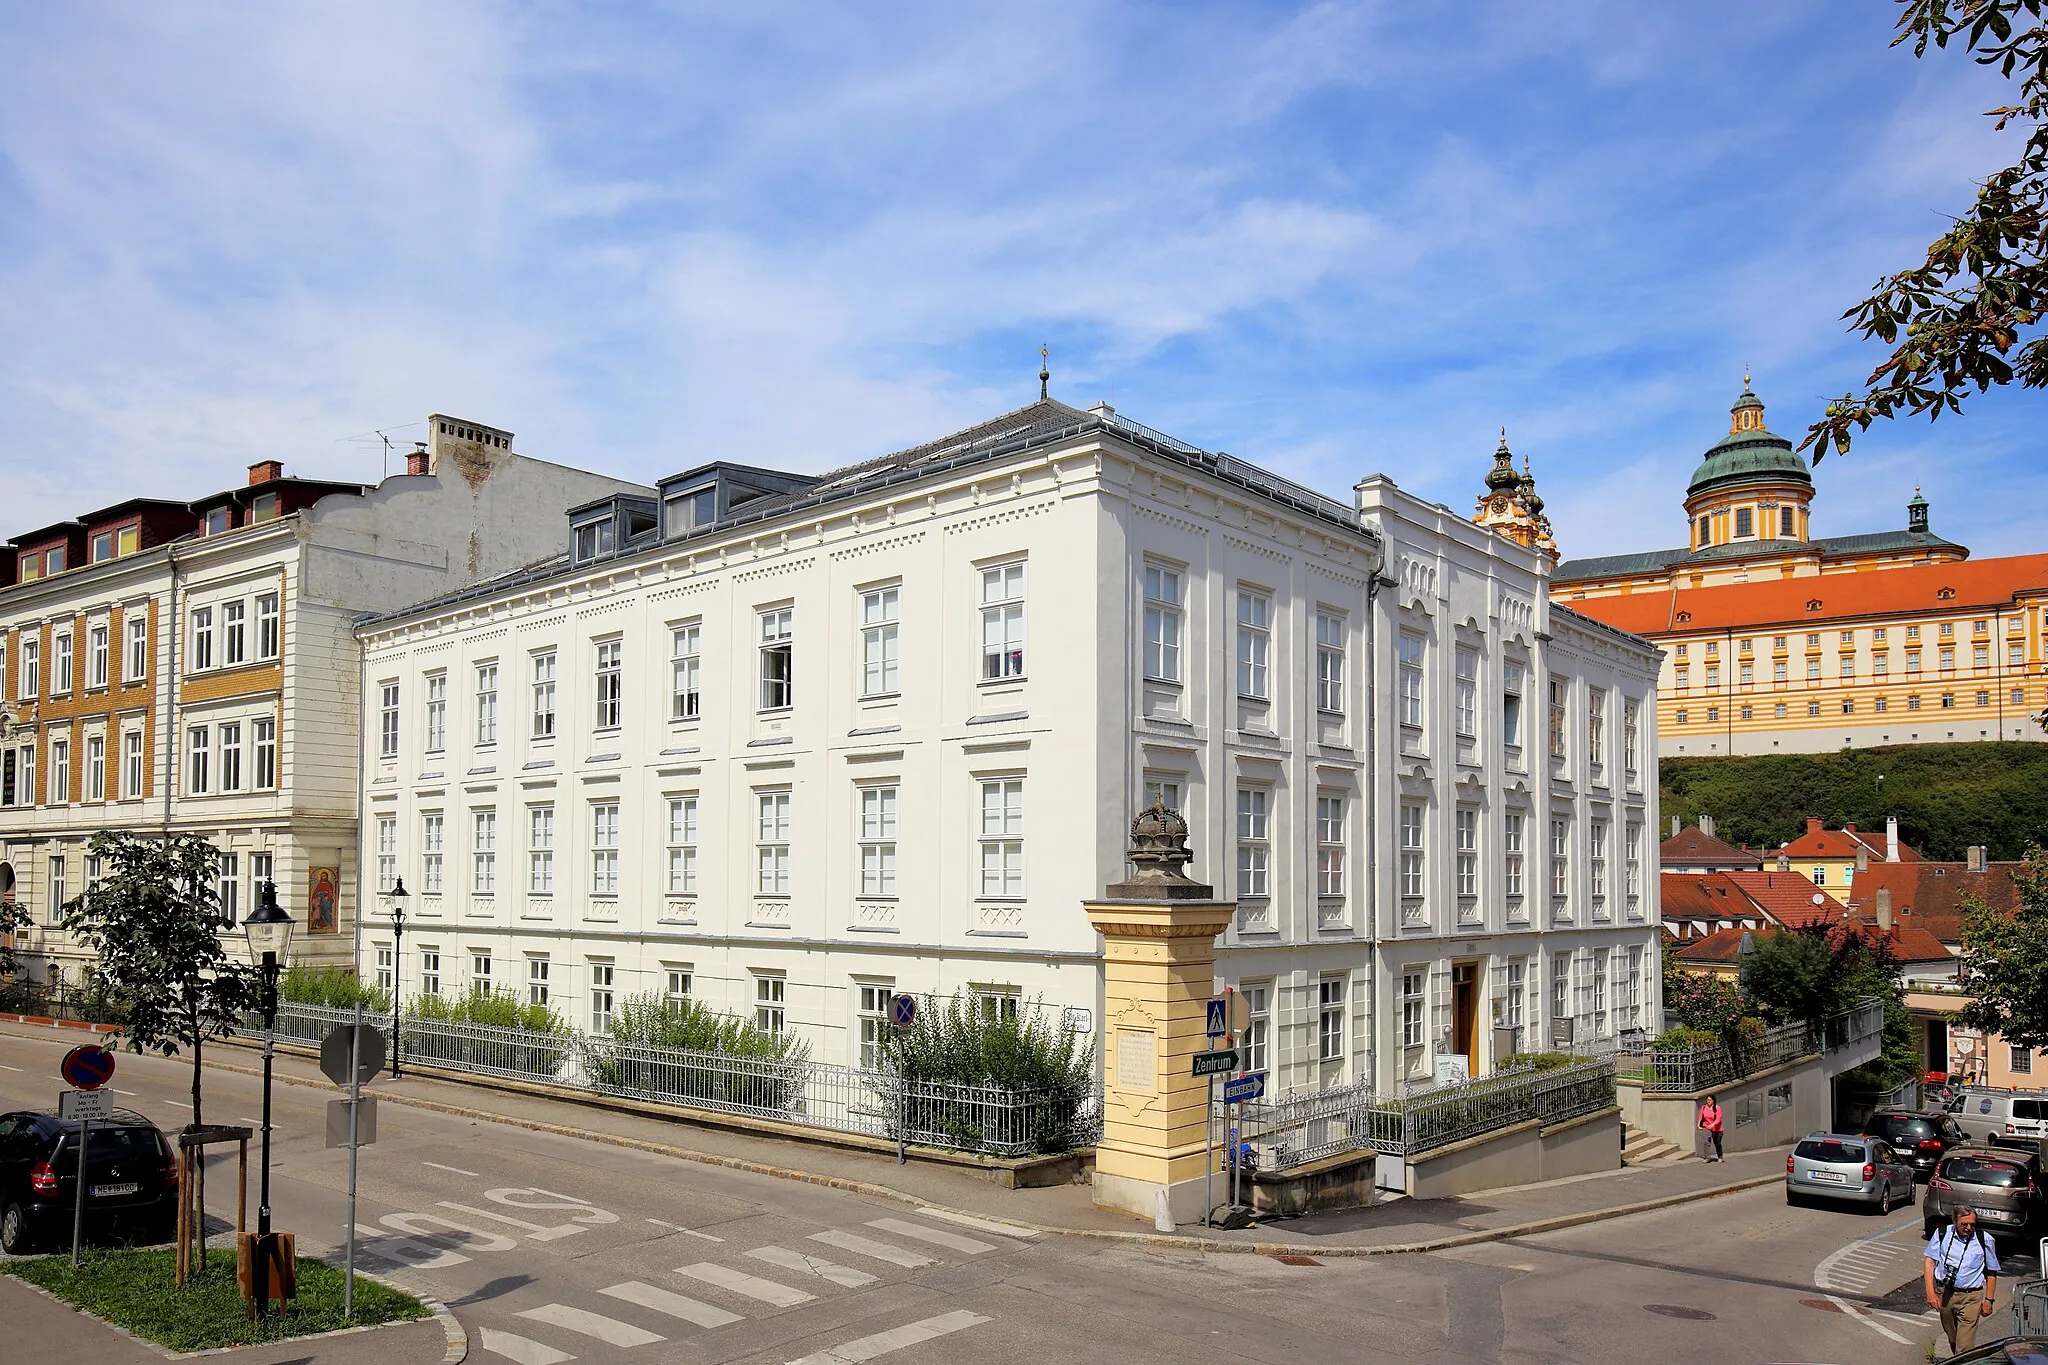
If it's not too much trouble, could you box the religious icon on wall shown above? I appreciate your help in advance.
[307,866,339,935]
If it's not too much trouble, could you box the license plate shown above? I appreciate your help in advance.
[90,1182,139,1198]
[1976,1206,2013,1221]
[1812,1170,1846,1183]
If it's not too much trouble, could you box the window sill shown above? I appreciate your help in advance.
[591,726,621,738]
[857,692,901,705]
[1142,675,1182,689]
[976,677,1026,691]
[755,707,793,719]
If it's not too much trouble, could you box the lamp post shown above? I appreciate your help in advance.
[243,880,294,1315]
[385,877,408,1078]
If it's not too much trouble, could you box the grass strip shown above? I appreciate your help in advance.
[6,1246,428,1351]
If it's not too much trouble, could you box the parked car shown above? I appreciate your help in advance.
[1786,1132,1918,1214]
[0,1109,177,1254]
[1922,1144,2044,1243]
[1941,1338,2048,1363]
[1946,1088,2048,1148]
[1862,1108,1970,1181]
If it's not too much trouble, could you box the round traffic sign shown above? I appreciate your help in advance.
[60,1045,116,1091]
[889,993,918,1029]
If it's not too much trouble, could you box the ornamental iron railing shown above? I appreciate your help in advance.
[1644,998,1886,1094]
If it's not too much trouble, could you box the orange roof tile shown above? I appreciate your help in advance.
[1843,860,2026,943]
[1781,817,1922,862]
[1674,925,1758,964]
[1718,870,1851,929]
[1659,826,1763,869]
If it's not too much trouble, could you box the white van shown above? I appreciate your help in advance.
[1946,1088,2048,1147]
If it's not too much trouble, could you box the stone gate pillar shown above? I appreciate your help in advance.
[1085,805,1235,1226]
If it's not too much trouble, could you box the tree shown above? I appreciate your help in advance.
[1805,1,2048,463]
[0,896,27,979]
[59,831,257,1126]
[1956,850,2048,1051]
[1740,928,1846,1028]
[1662,942,1753,1040]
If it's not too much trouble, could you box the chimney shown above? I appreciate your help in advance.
[1967,845,1986,872]
[1887,815,1900,862]
[1805,816,1822,837]
[406,442,429,477]
[1776,853,1791,872]
[1875,887,1893,930]
[1701,814,1717,839]
[1855,846,1868,873]
[1672,815,1682,838]
[248,459,283,485]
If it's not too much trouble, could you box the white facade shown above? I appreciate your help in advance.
[354,400,1663,1090]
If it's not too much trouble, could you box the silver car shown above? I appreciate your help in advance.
[1785,1132,1918,1213]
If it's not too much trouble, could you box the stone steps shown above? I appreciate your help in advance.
[1622,1121,1686,1165]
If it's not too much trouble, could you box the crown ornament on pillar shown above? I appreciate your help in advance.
[1105,801,1215,900]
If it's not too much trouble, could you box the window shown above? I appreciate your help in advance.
[1548,678,1568,758]
[1550,817,1569,899]
[1774,660,1788,682]
[980,563,1025,680]
[594,641,621,728]
[1909,694,1921,710]
[531,651,556,738]
[475,663,499,749]
[1455,648,1478,738]
[1143,775,1181,814]
[668,627,699,721]
[1908,649,1922,672]
[53,632,72,694]
[122,731,143,798]
[182,728,204,795]
[422,673,447,753]
[1592,949,1610,1032]
[755,974,786,1035]
[859,785,898,896]
[420,949,442,997]
[1808,633,1822,647]
[589,962,616,1033]
[1455,807,1478,898]
[1552,952,1572,1022]
[421,813,444,894]
[1398,633,1424,727]
[213,853,242,926]
[1808,699,1822,716]
[1237,787,1271,898]
[860,588,900,696]
[1780,506,1796,536]
[222,601,245,666]
[1942,692,1955,709]
[665,969,692,1002]
[48,855,65,923]
[379,682,399,758]
[1876,696,1890,712]
[665,486,717,536]
[2014,688,2027,707]
[1675,709,1688,725]
[1316,795,1345,896]
[252,717,276,789]
[1401,969,1425,1049]
[84,735,104,800]
[572,521,612,561]
[1587,687,1606,766]
[217,722,241,791]
[1504,812,1526,903]
[527,956,550,1007]
[1318,977,1345,1062]
[1316,613,1345,712]
[1811,865,1826,886]
[1502,664,1524,747]
[1675,668,1690,689]
[857,982,893,1068]
[1974,645,1990,669]
[1697,514,1711,546]
[1975,689,1991,706]
[124,615,146,681]
[1241,983,1270,1075]
[472,809,497,892]
[2012,1045,2033,1075]
[1235,591,1270,699]
[1843,698,1857,714]
[2012,643,2026,667]
[86,625,108,689]
[375,815,396,894]
[1625,821,1643,906]
[471,952,493,997]
[758,609,793,709]
[757,791,791,894]
[1940,647,1955,669]
[590,803,618,894]
[1807,659,1822,681]
[1399,801,1425,900]
[528,805,555,894]
[1706,706,1719,723]
[255,594,279,660]
[1589,820,1608,911]
[980,778,1025,897]
[190,608,213,672]
[1142,566,1184,683]
[91,531,113,563]
[16,744,33,808]
[1735,506,1753,537]
[650,795,695,896]
[1875,654,1889,675]
[1705,665,1720,688]
[1623,699,1640,775]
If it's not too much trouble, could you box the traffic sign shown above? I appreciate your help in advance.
[326,1096,378,1149]
[320,1024,387,1088]
[1225,989,1251,1035]
[1191,1048,1238,1078]
[1222,1074,1265,1105]
[59,1088,113,1122]
[60,1045,116,1091]
[1204,998,1227,1039]
[889,993,918,1030]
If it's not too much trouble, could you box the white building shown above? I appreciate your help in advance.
[354,397,1662,1089]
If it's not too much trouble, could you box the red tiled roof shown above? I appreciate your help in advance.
[1567,551,2048,636]
[1780,817,1922,862]
[1843,921,1953,964]
[1673,919,1952,968]
[1843,861,2027,943]
[1674,925,1758,964]
[1718,870,1851,929]
[1659,826,1763,869]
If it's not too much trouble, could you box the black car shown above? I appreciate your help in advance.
[1862,1108,1969,1181]
[0,1109,177,1254]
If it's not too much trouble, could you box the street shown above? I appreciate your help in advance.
[0,1027,2019,1364]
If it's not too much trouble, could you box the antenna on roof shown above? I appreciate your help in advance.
[1039,343,1050,402]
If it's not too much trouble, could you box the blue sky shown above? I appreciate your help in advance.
[2,2,2042,559]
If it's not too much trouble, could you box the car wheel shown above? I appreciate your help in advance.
[0,1203,35,1256]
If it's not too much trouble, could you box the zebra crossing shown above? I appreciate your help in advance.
[475,1212,1017,1363]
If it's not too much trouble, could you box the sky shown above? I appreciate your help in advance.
[1,2,2043,559]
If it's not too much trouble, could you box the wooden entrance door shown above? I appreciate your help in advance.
[1452,962,1479,1076]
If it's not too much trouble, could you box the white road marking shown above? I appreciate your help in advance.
[478,1327,575,1365]
[111,1087,137,1095]
[161,1099,189,1108]
[423,1161,479,1177]
[647,1217,723,1242]
[749,1245,879,1288]
[785,1310,992,1364]
[516,1303,664,1347]
[598,1280,742,1329]
[808,1230,932,1269]
[440,1201,589,1242]
[0,1064,23,1072]
[915,1208,1037,1238]
[674,1262,815,1307]
[1814,1218,1921,1346]
[865,1218,995,1255]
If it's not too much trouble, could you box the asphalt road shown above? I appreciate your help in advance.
[0,1030,2022,1364]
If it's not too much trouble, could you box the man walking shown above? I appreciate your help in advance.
[1697,1094,1724,1161]
[1924,1206,2000,1357]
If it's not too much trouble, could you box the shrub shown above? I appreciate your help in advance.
[402,991,571,1078]
[1496,1051,1592,1072]
[280,964,389,1013]
[881,991,1092,1154]
[584,994,810,1116]
[1653,1025,1722,1050]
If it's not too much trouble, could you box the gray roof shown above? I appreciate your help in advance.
[1554,529,1969,584]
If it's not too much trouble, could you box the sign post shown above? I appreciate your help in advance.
[58,1045,115,1268]
[1202,999,1226,1225]
[320,1023,385,1319]
[889,994,917,1166]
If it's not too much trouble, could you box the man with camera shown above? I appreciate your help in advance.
[1923,1205,2000,1356]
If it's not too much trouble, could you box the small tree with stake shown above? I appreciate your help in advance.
[59,830,257,1272]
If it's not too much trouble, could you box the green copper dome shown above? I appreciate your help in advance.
[1686,384,1811,499]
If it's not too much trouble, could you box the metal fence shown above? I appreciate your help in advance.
[1645,998,1886,1094]
[1226,1058,1617,1172]
[257,1002,1093,1159]
[2016,1279,2048,1338]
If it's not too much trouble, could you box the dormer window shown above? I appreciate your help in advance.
[665,487,717,538]
[91,532,115,563]
[44,546,65,574]
[573,519,615,563]
[203,507,231,536]
[250,492,281,524]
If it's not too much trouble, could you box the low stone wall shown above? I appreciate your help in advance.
[1247,1149,1375,1217]
[1633,1053,1831,1157]
[1405,1106,1621,1200]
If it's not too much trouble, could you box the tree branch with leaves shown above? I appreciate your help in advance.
[1956,849,2048,1052]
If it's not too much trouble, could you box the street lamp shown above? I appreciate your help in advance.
[242,880,294,1314]
[384,877,408,1078]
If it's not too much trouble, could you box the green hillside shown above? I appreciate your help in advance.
[1659,742,2048,862]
